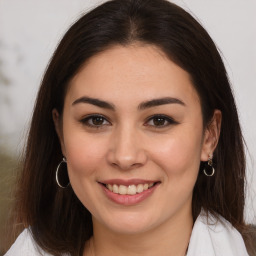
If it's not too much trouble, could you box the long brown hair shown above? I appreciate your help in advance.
[10,0,254,255]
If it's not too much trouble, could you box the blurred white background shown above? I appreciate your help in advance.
[0,0,255,223]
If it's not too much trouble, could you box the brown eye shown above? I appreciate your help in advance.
[80,115,110,128]
[91,116,105,125]
[152,117,166,126]
[146,115,178,128]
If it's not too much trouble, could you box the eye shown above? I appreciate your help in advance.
[80,115,110,128]
[145,115,177,128]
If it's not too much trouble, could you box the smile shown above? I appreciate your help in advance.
[105,183,154,195]
[99,179,160,205]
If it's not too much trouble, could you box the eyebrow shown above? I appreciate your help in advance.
[138,97,185,110]
[72,96,185,110]
[72,96,115,110]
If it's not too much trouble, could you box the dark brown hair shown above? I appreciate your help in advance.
[10,0,254,255]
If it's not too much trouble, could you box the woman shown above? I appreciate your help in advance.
[4,0,255,255]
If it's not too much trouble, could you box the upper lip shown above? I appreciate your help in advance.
[99,179,159,186]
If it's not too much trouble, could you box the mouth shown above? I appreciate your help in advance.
[99,179,161,205]
[99,181,160,195]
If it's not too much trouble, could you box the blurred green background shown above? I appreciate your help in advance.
[0,149,17,255]
[0,52,18,255]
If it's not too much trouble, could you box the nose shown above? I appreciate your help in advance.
[106,126,148,171]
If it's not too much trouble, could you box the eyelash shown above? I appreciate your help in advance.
[145,114,178,128]
[80,115,110,129]
[80,114,178,129]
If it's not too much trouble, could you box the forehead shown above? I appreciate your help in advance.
[66,44,200,107]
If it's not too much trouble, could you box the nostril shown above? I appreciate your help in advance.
[106,145,148,170]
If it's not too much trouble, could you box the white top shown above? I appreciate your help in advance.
[5,211,249,256]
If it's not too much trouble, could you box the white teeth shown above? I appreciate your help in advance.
[106,183,155,195]
[113,184,119,193]
[106,184,113,192]
[137,184,144,193]
[127,185,137,195]
[143,184,149,190]
[119,185,127,195]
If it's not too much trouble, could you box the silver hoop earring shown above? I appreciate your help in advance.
[56,157,70,188]
[203,154,215,177]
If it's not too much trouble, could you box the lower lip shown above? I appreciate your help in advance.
[101,183,159,206]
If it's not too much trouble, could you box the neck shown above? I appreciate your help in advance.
[84,206,193,256]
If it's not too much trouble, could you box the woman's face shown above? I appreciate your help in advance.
[55,45,213,235]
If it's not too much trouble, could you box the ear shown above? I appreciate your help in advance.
[201,109,222,161]
[52,109,66,156]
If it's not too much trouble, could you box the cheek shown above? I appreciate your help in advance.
[63,129,107,179]
[149,128,203,177]
[63,132,108,209]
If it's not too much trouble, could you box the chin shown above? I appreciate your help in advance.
[96,211,159,235]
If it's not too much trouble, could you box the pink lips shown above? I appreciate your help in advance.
[99,179,160,206]
[100,179,157,186]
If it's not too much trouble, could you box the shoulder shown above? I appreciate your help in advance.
[4,229,53,256]
[187,211,249,256]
